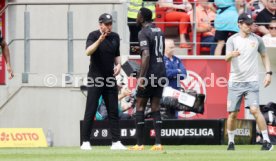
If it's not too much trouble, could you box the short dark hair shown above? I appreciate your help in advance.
[139,7,152,22]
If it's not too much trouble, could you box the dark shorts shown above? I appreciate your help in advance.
[136,84,164,98]
[215,30,237,41]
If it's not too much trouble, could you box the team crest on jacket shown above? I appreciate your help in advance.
[250,41,256,48]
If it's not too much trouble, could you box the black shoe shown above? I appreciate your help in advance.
[261,141,274,151]
[227,142,235,150]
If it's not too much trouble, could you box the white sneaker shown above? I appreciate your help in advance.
[80,141,92,150]
[110,141,127,150]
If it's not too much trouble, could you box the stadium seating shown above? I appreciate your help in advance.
[155,4,179,32]
[188,32,210,55]
[155,2,210,55]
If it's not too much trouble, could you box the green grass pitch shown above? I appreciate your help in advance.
[0,145,275,161]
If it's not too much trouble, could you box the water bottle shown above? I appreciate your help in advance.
[46,129,54,147]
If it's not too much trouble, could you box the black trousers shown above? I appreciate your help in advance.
[81,77,120,142]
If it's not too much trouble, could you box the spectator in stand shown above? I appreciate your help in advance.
[262,19,276,47]
[244,0,263,14]
[214,0,243,55]
[158,0,192,48]
[96,86,132,120]
[243,0,266,32]
[190,0,217,55]
[163,39,187,119]
[255,0,276,35]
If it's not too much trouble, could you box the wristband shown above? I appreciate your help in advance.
[266,71,272,75]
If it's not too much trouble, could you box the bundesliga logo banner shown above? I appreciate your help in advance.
[81,120,224,145]
[223,120,256,145]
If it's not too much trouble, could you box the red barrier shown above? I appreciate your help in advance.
[128,56,246,120]
[181,58,246,119]
[0,0,6,84]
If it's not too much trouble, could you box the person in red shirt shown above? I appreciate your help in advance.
[190,0,216,54]
[159,0,192,48]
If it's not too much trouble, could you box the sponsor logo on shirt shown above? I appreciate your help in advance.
[140,40,147,46]
[250,41,256,48]
[151,28,161,32]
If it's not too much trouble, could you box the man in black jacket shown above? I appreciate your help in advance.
[80,13,126,150]
[255,0,276,35]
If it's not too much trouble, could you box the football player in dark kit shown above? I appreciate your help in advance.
[80,13,126,150]
[129,8,166,151]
